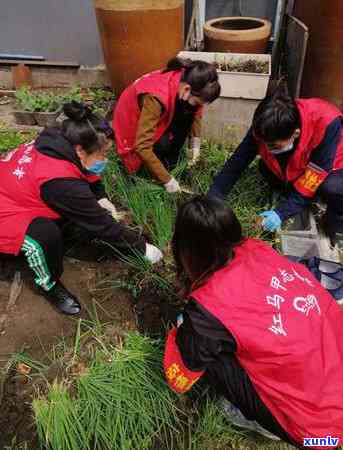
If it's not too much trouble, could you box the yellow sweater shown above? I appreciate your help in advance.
[135,94,201,184]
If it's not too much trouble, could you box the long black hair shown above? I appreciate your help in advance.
[164,57,221,103]
[172,195,243,294]
[252,92,300,143]
[62,101,114,154]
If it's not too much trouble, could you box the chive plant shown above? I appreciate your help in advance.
[33,333,184,450]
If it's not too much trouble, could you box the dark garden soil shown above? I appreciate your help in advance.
[0,369,40,449]
[134,283,181,336]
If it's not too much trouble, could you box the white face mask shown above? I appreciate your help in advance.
[270,141,295,155]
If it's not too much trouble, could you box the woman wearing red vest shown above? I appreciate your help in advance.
[113,57,221,193]
[164,196,343,449]
[208,93,343,245]
[0,102,162,316]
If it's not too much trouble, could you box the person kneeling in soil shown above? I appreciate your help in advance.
[164,195,343,448]
[0,101,162,316]
[208,92,343,244]
[113,57,221,193]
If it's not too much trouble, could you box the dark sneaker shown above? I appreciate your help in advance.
[39,281,81,315]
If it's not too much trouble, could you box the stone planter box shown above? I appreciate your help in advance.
[280,208,340,261]
[13,110,37,126]
[34,108,62,127]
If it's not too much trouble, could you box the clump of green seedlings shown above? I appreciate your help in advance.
[104,152,178,250]
[33,331,184,450]
[15,87,60,112]
[83,87,116,117]
[14,87,37,113]
[14,86,114,115]
[228,162,272,239]
[59,86,83,104]
[187,140,233,193]
[0,128,37,152]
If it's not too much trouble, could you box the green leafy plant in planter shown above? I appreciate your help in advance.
[15,87,37,112]
[14,87,62,127]
[13,87,38,125]
[0,128,37,152]
[33,91,62,127]
[60,86,83,104]
[33,91,60,113]
[84,87,116,118]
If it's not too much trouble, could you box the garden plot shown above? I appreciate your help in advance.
[0,126,301,450]
[4,86,115,128]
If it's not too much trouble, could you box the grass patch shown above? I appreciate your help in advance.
[186,396,297,450]
[33,332,184,450]
[103,152,178,250]
[187,140,233,193]
[0,128,37,152]
[228,163,272,239]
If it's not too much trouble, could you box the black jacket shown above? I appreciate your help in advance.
[208,118,343,220]
[35,128,146,255]
[176,299,300,447]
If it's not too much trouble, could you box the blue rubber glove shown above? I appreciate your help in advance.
[259,210,282,232]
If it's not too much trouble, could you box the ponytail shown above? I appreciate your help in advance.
[62,101,113,154]
[164,56,221,103]
[164,56,191,72]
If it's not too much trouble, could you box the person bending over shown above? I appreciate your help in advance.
[164,195,343,449]
[0,102,162,315]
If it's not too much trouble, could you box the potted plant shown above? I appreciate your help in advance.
[33,91,62,127]
[13,87,37,125]
[83,87,116,120]
[60,86,83,104]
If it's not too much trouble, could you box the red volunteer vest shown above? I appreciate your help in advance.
[113,69,202,173]
[258,98,343,197]
[0,142,99,255]
[190,238,343,446]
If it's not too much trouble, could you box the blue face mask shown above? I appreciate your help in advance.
[87,159,108,175]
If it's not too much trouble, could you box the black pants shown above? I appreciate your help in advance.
[153,102,195,170]
[318,170,343,233]
[208,354,303,448]
[0,218,64,290]
[25,217,64,289]
[259,160,343,233]
[0,217,121,290]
